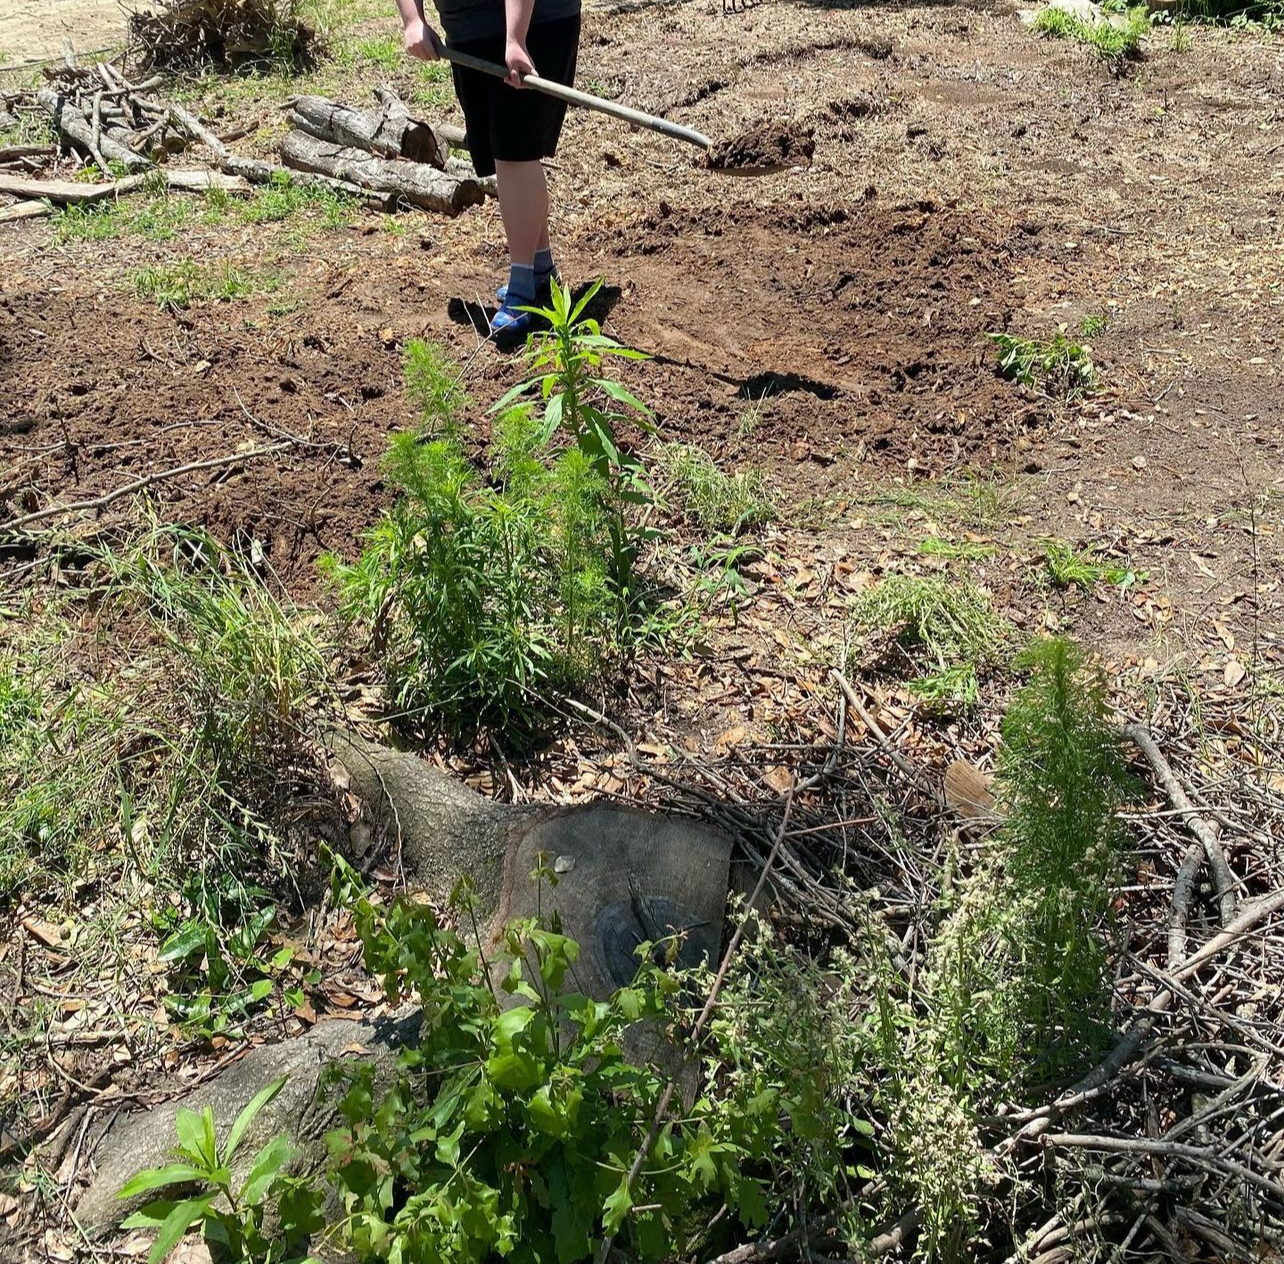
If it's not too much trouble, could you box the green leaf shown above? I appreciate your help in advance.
[226,1075,288,1161]
[174,1108,214,1169]
[240,1133,293,1206]
[117,1164,208,1200]
[601,1173,633,1234]
[596,379,653,416]
[158,921,207,964]
[146,1194,215,1264]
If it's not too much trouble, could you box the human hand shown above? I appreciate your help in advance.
[504,38,536,87]
[404,17,442,60]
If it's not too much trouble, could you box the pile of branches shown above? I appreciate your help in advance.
[1,43,493,221]
[593,673,1284,1261]
[127,0,316,72]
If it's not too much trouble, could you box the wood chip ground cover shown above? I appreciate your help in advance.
[1,0,1283,1260]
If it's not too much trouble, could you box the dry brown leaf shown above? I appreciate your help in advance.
[1224,658,1247,688]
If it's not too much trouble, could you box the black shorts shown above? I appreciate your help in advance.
[450,14,581,178]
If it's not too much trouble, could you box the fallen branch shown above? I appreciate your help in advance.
[37,86,150,172]
[0,443,292,535]
[279,130,489,215]
[831,670,941,804]
[1167,837,1204,968]
[1003,886,1284,1141]
[0,200,53,224]
[1124,723,1237,924]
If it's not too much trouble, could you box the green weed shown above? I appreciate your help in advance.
[119,1077,322,1264]
[238,171,356,226]
[53,202,124,243]
[500,278,657,608]
[354,33,402,70]
[989,329,1099,400]
[404,337,469,434]
[853,575,1010,705]
[325,412,621,737]
[1044,540,1144,590]
[656,442,774,534]
[919,536,997,562]
[1031,4,1150,58]
[132,260,268,311]
[131,194,192,242]
[1079,312,1109,337]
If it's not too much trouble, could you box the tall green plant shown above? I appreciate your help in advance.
[325,412,617,735]
[500,280,656,603]
[997,637,1133,1054]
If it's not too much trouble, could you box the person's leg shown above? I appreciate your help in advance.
[494,158,548,278]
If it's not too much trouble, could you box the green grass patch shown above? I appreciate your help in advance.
[1031,4,1150,59]
[133,260,275,311]
[989,329,1099,401]
[238,171,357,226]
[1,530,333,1036]
[859,474,1024,531]
[656,442,774,534]
[1044,541,1144,590]
[919,536,997,562]
[853,574,1011,706]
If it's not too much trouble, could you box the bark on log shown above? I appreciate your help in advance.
[167,101,393,207]
[326,730,535,914]
[36,87,150,172]
[279,130,488,215]
[289,93,446,167]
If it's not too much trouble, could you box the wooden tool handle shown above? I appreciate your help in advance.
[440,46,713,152]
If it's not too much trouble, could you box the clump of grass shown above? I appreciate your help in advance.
[656,442,774,534]
[988,329,1099,401]
[1031,3,1150,58]
[354,33,402,70]
[238,171,356,226]
[1045,541,1144,590]
[919,536,996,562]
[131,193,192,242]
[404,337,469,434]
[860,474,1024,531]
[133,260,269,311]
[853,575,1010,705]
[53,202,124,244]
[1032,3,1155,58]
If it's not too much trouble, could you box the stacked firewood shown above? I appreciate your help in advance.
[0,40,492,221]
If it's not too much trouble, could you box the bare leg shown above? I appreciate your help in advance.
[494,159,548,269]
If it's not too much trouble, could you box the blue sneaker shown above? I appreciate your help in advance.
[490,300,534,338]
[496,271,559,305]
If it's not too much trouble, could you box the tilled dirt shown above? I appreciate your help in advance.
[706,120,816,171]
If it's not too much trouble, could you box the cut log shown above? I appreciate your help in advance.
[168,102,395,208]
[289,93,446,167]
[280,130,488,216]
[36,87,150,172]
[434,120,469,151]
[0,200,54,224]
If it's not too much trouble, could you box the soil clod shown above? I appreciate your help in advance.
[705,121,816,172]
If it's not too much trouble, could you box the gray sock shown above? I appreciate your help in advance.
[506,264,537,305]
[534,248,556,283]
